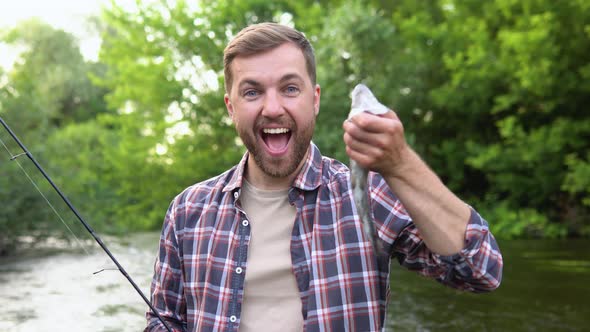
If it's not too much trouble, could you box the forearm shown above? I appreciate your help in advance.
[342,110,471,254]
[383,147,470,255]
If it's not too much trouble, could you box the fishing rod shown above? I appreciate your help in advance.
[0,116,173,332]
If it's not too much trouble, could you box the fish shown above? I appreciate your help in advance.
[349,84,389,254]
[348,84,389,255]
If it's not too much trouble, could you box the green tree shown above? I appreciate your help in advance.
[430,0,590,237]
[94,0,330,230]
[315,0,590,237]
[6,0,590,243]
[95,0,590,238]
[0,20,111,253]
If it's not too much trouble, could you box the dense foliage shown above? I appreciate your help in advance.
[1,0,588,253]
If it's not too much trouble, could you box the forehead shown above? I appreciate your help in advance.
[230,43,310,87]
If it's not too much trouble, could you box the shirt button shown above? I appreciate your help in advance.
[242,220,249,227]
[229,315,237,323]
[236,267,243,274]
[233,192,239,199]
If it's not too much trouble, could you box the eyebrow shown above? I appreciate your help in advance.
[237,79,263,91]
[279,73,305,85]
[236,73,306,91]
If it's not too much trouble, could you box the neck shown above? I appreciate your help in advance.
[245,148,309,190]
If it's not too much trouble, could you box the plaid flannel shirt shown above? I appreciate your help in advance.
[146,143,503,332]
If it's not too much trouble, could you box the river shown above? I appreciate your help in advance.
[1,234,589,331]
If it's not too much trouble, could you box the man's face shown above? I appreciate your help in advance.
[224,42,321,179]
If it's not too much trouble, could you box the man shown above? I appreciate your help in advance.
[146,22,502,332]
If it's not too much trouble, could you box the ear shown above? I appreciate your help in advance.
[313,84,321,116]
[224,93,234,120]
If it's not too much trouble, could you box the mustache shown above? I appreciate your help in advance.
[255,117,295,130]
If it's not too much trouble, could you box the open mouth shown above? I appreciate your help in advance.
[261,127,292,155]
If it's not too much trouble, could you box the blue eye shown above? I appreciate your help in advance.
[285,86,300,95]
[244,90,258,98]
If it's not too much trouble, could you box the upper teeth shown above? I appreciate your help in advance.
[263,128,290,134]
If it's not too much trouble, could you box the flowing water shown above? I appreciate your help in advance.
[387,239,590,331]
[1,234,589,331]
[0,233,158,332]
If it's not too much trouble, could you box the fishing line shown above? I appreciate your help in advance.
[0,116,173,332]
[0,135,92,255]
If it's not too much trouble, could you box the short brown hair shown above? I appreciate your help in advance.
[223,22,316,93]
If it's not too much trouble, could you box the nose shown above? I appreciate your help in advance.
[261,89,285,118]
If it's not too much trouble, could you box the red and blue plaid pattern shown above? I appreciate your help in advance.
[146,143,503,332]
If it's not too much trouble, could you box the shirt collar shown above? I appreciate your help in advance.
[292,142,323,191]
[222,142,324,193]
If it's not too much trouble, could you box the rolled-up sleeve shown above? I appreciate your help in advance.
[370,174,503,292]
[429,208,503,292]
[145,200,187,331]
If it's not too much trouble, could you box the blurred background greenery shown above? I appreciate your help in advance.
[1,0,589,255]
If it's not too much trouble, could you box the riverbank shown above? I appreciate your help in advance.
[1,234,589,331]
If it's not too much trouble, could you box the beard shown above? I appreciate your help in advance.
[236,116,315,179]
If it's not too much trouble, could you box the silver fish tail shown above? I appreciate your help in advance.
[350,159,379,254]
[348,83,390,330]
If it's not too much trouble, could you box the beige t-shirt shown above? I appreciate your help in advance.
[238,180,303,331]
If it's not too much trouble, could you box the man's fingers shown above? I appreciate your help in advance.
[384,110,400,121]
[343,132,384,162]
[343,113,402,148]
[343,122,384,146]
[345,146,375,169]
[346,110,401,134]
